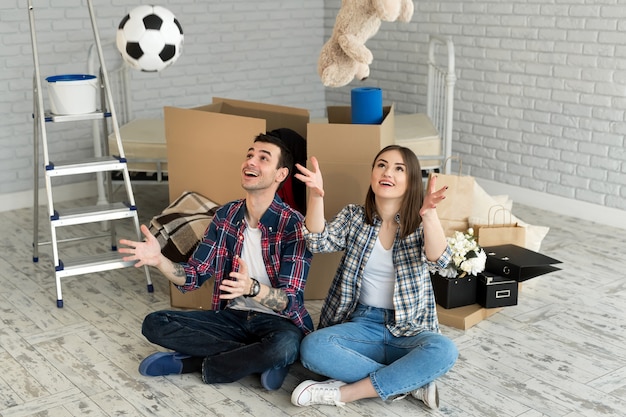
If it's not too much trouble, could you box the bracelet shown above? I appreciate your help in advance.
[244,278,261,298]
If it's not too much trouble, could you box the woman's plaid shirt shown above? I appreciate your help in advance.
[304,204,452,337]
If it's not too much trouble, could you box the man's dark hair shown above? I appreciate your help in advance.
[254,133,294,186]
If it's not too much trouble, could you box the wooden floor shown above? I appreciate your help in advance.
[0,183,624,417]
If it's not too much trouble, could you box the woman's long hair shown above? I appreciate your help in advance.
[364,145,424,239]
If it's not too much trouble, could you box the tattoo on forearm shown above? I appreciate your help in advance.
[172,263,185,277]
[259,287,288,311]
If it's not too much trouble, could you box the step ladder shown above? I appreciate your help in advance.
[27,0,153,308]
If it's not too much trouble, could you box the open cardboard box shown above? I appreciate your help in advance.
[164,97,309,309]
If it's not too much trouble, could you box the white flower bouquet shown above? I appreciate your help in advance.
[438,228,486,278]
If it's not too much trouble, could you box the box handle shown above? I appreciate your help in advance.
[495,290,511,299]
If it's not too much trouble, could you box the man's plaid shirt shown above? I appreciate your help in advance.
[176,195,314,334]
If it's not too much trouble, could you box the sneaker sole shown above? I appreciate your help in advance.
[291,380,317,406]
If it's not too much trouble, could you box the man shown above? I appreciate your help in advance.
[119,133,313,390]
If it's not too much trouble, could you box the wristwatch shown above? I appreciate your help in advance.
[245,278,260,298]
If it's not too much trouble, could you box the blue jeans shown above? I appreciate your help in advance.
[141,308,303,383]
[299,304,458,400]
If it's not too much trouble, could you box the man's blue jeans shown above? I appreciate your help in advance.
[299,304,458,400]
[141,308,303,383]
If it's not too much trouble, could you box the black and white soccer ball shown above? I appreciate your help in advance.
[116,5,184,72]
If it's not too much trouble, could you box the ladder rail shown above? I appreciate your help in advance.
[28,1,55,220]
[27,0,153,307]
[86,0,136,208]
[32,85,40,262]
[27,1,48,168]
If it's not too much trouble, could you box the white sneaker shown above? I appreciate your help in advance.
[291,379,346,407]
[411,381,439,409]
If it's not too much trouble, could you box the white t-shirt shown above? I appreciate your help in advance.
[228,222,279,316]
[358,237,395,310]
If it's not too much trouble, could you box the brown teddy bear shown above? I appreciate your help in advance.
[318,0,414,88]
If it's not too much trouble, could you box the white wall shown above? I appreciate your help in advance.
[324,0,626,225]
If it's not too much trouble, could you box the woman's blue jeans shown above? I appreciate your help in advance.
[142,308,303,383]
[299,304,458,400]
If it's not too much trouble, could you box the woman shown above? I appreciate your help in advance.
[291,145,458,409]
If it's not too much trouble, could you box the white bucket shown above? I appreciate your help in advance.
[46,74,98,115]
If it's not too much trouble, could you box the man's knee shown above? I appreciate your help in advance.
[267,326,302,365]
[141,310,167,341]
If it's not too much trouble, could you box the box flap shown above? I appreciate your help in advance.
[327,105,393,126]
[212,97,310,139]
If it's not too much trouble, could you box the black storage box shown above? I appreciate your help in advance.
[483,244,562,282]
[477,273,518,308]
[430,273,478,309]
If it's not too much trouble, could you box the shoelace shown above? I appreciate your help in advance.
[310,386,344,406]
[392,388,425,403]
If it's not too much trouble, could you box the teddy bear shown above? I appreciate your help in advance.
[318,0,414,88]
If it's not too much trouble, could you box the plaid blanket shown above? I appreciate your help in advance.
[149,191,219,262]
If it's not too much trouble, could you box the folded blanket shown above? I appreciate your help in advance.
[149,191,219,262]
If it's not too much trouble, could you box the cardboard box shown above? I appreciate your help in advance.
[165,97,310,308]
[436,303,502,330]
[430,273,478,309]
[304,105,395,299]
[170,279,214,310]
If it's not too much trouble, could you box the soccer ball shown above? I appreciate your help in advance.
[116,5,184,72]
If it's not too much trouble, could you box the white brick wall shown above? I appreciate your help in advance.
[1,0,625,222]
[324,0,626,213]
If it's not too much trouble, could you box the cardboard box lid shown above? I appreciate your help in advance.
[484,244,562,282]
[211,97,310,139]
[326,104,393,128]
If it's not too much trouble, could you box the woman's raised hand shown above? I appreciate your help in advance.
[295,156,325,198]
[420,175,448,217]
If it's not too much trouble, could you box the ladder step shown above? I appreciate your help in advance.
[51,202,136,227]
[45,110,108,123]
[46,156,127,177]
[56,252,136,278]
